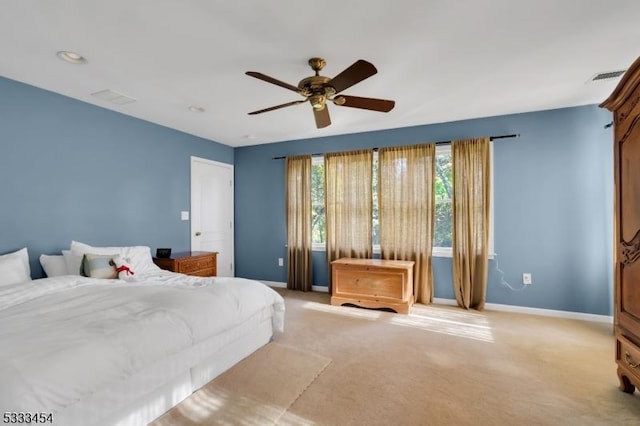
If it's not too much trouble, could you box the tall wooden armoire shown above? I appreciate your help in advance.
[601,55,640,394]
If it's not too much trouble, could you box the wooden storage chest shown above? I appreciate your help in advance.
[331,258,414,314]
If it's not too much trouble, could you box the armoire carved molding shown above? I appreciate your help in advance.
[601,55,640,393]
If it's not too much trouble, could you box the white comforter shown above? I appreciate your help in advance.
[0,272,284,414]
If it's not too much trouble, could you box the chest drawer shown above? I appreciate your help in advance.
[333,267,406,301]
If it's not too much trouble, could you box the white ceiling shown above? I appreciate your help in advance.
[1,0,639,147]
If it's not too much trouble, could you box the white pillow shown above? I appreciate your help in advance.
[62,249,83,276]
[39,254,68,277]
[70,241,160,274]
[0,248,31,286]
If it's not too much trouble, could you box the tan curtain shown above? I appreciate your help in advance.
[452,137,491,310]
[286,155,312,291]
[378,144,436,304]
[325,150,373,291]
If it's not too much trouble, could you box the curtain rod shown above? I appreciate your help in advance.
[272,133,519,160]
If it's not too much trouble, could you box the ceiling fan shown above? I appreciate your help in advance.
[245,57,395,129]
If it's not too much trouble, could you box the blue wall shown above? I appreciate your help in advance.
[235,105,615,315]
[1,74,615,316]
[0,76,232,277]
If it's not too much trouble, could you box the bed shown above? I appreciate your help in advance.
[0,242,285,426]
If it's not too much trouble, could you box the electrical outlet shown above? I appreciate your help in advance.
[278,258,283,267]
[523,273,532,285]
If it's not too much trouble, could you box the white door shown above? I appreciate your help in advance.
[191,157,234,277]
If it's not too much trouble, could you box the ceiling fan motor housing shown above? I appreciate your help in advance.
[298,75,335,110]
[298,76,334,94]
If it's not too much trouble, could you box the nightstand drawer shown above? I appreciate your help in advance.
[153,251,217,277]
[177,256,215,274]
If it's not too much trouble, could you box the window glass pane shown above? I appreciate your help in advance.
[311,159,325,244]
[434,148,452,248]
[372,152,379,246]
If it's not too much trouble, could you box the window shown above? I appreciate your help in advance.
[311,156,326,249]
[310,144,491,256]
[433,145,453,256]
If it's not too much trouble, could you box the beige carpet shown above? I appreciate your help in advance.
[274,289,640,426]
[152,289,640,425]
[151,342,331,425]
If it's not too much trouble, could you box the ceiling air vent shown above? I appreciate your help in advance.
[91,89,136,105]
[591,70,626,82]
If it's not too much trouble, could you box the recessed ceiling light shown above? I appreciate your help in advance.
[56,51,87,64]
[188,106,205,113]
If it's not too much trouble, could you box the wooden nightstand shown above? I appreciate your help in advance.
[153,251,217,277]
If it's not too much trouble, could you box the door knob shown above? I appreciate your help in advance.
[195,232,202,236]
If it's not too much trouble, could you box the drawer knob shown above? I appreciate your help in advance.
[195,232,202,236]
[625,351,640,369]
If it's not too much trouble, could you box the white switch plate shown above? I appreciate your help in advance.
[278,258,283,267]
[180,211,189,221]
[523,273,532,285]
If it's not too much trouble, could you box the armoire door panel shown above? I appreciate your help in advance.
[621,261,640,321]
[619,122,640,242]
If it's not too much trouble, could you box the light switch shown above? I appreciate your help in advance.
[181,211,190,221]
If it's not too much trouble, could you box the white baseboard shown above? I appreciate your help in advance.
[258,280,329,293]
[434,297,613,324]
[260,280,286,288]
[257,280,612,324]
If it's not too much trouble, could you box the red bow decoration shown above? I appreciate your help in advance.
[116,265,135,276]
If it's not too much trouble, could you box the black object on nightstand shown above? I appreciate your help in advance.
[156,248,172,258]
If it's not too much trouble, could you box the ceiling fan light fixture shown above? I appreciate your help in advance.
[310,94,326,110]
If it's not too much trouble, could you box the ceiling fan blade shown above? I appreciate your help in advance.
[248,100,306,115]
[334,95,395,112]
[327,60,378,94]
[245,71,301,93]
[314,106,331,128]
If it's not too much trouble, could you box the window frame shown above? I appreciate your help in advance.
[309,143,494,258]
